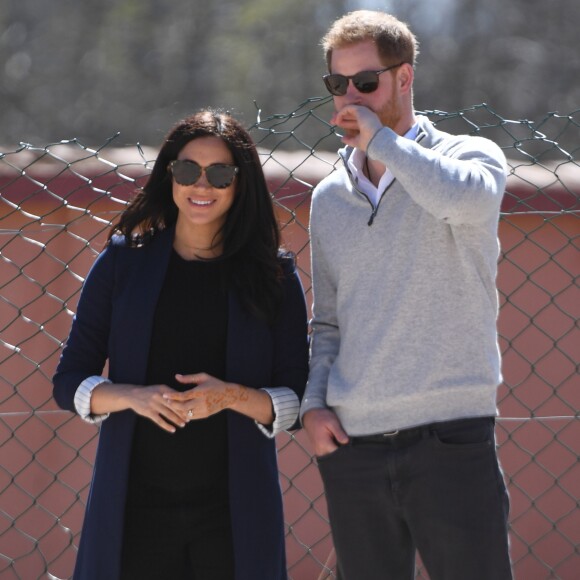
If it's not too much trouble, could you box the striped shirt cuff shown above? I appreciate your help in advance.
[74,375,111,425]
[256,387,300,438]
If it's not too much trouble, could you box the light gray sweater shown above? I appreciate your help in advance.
[300,115,507,435]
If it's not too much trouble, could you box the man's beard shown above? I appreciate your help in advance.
[376,98,402,132]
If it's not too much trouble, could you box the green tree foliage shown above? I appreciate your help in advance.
[1,0,578,147]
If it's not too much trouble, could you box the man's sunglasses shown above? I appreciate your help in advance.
[168,159,239,189]
[323,62,405,96]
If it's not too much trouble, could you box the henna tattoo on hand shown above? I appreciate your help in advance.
[205,385,249,414]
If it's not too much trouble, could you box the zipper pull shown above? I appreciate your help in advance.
[368,208,377,226]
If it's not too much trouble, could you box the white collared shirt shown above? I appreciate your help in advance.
[348,122,419,207]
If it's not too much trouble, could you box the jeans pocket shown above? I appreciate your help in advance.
[432,418,494,450]
[316,444,347,464]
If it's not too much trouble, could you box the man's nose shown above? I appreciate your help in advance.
[342,80,363,103]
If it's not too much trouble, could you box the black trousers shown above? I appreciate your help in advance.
[317,417,513,580]
[120,483,235,580]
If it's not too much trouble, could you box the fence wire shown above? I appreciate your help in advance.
[0,101,579,580]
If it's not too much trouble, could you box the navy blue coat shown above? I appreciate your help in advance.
[53,227,309,580]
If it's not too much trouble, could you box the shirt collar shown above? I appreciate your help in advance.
[349,121,420,178]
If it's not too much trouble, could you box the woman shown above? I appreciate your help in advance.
[53,110,309,580]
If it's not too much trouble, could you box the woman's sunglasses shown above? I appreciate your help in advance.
[168,159,239,189]
[323,62,405,96]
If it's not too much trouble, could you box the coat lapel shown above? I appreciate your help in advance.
[108,228,174,384]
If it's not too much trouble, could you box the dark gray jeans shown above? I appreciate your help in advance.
[120,483,234,580]
[317,417,512,580]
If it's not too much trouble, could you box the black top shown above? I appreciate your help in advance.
[128,251,230,494]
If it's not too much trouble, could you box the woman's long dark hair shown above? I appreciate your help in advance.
[109,109,284,322]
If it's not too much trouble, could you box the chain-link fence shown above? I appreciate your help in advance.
[1,101,579,579]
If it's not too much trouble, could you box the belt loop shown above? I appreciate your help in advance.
[382,430,399,438]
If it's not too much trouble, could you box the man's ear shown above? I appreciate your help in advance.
[397,63,414,94]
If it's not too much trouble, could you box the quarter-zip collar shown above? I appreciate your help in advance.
[339,121,426,225]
